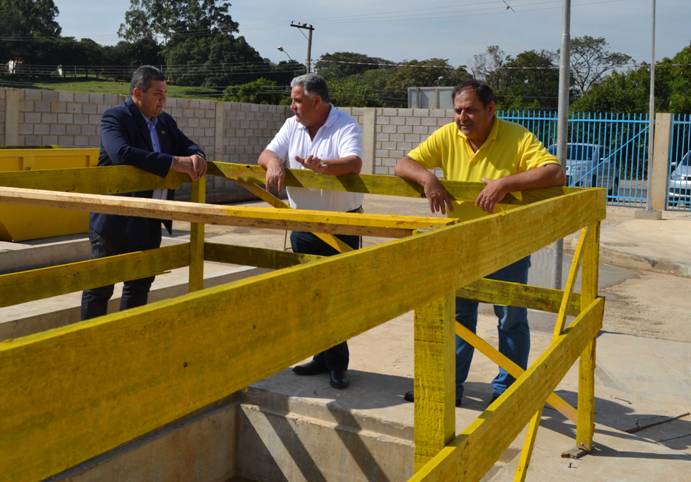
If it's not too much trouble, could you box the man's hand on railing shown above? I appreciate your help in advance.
[172,154,207,181]
[265,160,286,194]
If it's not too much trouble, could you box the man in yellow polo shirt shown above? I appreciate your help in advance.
[395,80,565,407]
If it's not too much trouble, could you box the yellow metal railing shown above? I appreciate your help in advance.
[0,159,605,482]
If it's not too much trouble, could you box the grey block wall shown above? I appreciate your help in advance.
[1,86,458,189]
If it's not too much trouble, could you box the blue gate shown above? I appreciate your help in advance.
[498,111,651,207]
[667,114,691,211]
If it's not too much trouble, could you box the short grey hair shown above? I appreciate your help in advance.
[291,73,330,102]
[131,65,165,93]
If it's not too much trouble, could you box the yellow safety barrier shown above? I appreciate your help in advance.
[0,162,605,481]
[0,147,98,240]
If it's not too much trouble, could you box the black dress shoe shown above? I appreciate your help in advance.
[403,390,462,407]
[292,360,328,376]
[329,369,350,389]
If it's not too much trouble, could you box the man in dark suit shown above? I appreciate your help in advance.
[80,65,207,320]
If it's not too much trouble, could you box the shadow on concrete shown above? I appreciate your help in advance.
[242,371,412,481]
[540,390,691,454]
[240,405,322,482]
[325,406,394,482]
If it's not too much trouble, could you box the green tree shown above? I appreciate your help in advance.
[384,58,470,105]
[0,0,61,39]
[571,69,650,112]
[119,0,266,87]
[0,0,61,61]
[663,44,691,113]
[329,76,385,107]
[223,77,285,104]
[118,0,238,43]
[572,44,690,114]
[471,45,507,89]
[164,34,265,87]
[497,50,559,110]
[102,39,164,80]
[316,52,392,80]
[569,36,632,96]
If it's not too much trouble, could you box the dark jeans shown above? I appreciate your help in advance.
[80,230,158,320]
[290,230,361,371]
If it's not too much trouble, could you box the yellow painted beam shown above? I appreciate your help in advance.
[0,244,189,308]
[410,298,605,482]
[455,323,577,423]
[553,227,588,337]
[0,186,453,238]
[577,222,601,451]
[0,165,186,194]
[1,189,605,481]
[210,162,578,204]
[514,408,544,482]
[457,278,581,316]
[234,178,353,253]
[204,242,319,268]
[414,293,456,470]
[188,178,206,292]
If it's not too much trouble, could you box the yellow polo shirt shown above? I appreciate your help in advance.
[407,118,559,219]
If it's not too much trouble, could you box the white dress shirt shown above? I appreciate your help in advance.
[266,106,364,212]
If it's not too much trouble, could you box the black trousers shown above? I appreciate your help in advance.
[290,230,361,371]
[80,229,158,320]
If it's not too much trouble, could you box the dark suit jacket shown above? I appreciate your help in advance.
[90,98,205,249]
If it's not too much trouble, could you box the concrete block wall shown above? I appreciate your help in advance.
[2,85,458,185]
[0,87,292,202]
[220,102,290,164]
[165,97,216,160]
[372,107,452,175]
[18,90,125,147]
[208,102,290,198]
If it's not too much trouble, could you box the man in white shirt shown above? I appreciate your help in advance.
[258,73,363,389]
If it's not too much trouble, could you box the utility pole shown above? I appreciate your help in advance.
[290,21,314,73]
[553,0,571,290]
[646,0,656,212]
[636,0,662,219]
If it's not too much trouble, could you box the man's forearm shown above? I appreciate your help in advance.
[318,155,362,176]
[394,156,437,187]
[258,149,283,169]
[499,164,565,192]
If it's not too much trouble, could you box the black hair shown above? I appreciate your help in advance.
[452,79,496,106]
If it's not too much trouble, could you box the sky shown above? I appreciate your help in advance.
[55,0,691,69]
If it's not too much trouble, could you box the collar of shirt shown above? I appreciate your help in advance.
[456,116,499,159]
[141,112,161,153]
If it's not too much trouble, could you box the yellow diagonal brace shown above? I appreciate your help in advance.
[514,406,545,482]
[236,178,353,253]
[553,227,588,337]
[514,228,589,481]
[455,323,577,422]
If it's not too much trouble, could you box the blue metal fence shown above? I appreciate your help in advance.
[667,114,691,211]
[497,111,651,207]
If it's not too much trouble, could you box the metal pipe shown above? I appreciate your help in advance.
[645,0,656,211]
[554,0,571,290]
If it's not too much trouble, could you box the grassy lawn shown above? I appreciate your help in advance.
[26,79,223,100]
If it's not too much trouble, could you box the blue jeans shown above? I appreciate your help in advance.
[290,230,361,371]
[80,230,157,320]
[455,256,531,399]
